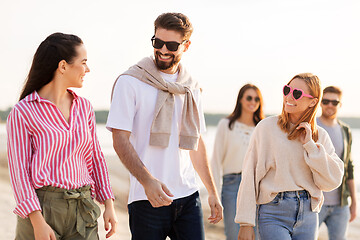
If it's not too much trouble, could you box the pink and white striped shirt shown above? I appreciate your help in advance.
[7,90,114,218]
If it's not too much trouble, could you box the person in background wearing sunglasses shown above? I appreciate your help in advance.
[211,84,264,240]
[106,12,222,240]
[235,73,344,240]
[317,86,356,240]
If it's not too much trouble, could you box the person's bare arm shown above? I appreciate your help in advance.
[190,136,223,224]
[103,199,118,238]
[112,129,173,207]
[29,211,56,240]
[238,226,255,240]
[347,179,357,222]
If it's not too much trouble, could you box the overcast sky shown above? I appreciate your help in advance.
[1,0,359,116]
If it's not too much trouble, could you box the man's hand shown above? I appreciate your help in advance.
[113,129,173,208]
[238,226,255,240]
[143,178,174,208]
[207,193,223,224]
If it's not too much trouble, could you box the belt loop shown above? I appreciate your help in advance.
[43,189,50,203]
[279,192,284,200]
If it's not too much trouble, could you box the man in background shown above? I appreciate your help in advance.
[317,86,357,240]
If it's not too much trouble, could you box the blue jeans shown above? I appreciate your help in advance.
[222,173,258,240]
[222,173,241,240]
[258,190,318,240]
[318,205,350,240]
[127,191,204,240]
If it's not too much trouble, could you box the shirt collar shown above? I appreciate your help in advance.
[24,89,79,102]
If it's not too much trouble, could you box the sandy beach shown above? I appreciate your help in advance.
[0,132,359,239]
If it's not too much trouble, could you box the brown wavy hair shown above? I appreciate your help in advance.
[154,13,193,41]
[227,84,265,130]
[277,73,322,142]
[323,86,342,99]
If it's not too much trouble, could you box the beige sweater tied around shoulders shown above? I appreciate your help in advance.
[112,56,201,150]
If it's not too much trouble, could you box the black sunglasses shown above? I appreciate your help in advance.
[322,99,340,106]
[151,36,187,51]
[246,95,260,103]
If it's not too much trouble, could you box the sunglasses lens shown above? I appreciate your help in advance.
[293,90,303,100]
[283,86,290,96]
[152,38,164,49]
[166,42,179,51]
[322,99,330,105]
[246,96,252,101]
[322,99,340,106]
[152,37,181,51]
[331,101,339,106]
[255,97,260,103]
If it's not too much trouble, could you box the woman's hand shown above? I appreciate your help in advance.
[103,199,118,238]
[29,211,56,240]
[238,226,255,240]
[296,122,312,144]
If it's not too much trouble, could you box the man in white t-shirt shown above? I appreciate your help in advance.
[106,12,222,240]
[317,86,356,240]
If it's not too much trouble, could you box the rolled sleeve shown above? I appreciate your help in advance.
[7,108,41,218]
[14,197,42,219]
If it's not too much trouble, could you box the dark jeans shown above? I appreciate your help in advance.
[128,191,205,240]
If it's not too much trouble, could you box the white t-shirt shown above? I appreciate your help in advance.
[106,71,206,204]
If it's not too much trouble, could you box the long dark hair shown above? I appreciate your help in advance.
[227,84,265,129]
[19,32,83,100]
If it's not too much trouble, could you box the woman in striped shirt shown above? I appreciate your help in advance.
[7,33,117,239]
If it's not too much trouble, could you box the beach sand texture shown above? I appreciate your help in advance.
[0,134,359,239]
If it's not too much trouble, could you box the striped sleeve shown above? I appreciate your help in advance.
[87,102,114,203]
[7,107,42,218]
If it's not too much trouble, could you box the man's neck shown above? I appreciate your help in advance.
[319,115,338,127]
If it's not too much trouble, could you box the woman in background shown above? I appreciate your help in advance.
[211,84,264,240]
[7,32,117,240]
[236,73,344,240]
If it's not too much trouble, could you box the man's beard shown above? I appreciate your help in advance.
[154,51,181,71]
[322,110,337,120]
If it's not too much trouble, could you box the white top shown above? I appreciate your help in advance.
[106,72,206,204]
[211,118,254,194]
[235,116,344,227]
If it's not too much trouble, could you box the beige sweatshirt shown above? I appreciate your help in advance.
[211,118,254,195]
[235,116,344,227]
